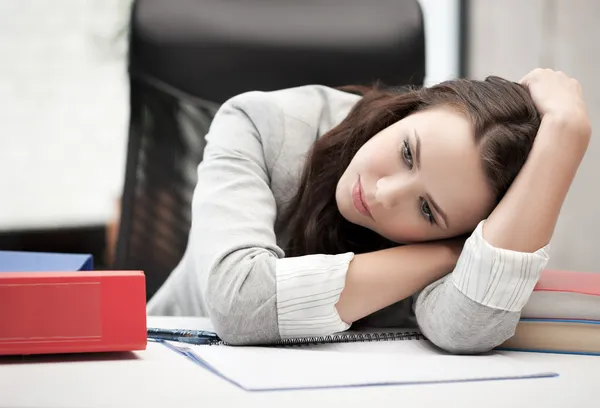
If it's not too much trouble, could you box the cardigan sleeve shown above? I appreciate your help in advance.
[179,90,353,345]
[413,220,550,353]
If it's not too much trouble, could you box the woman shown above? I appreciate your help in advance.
[147,68,591,354]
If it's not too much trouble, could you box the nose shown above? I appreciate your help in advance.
[375,174,416,210]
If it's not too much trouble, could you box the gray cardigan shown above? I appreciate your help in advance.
[147,85,550,353]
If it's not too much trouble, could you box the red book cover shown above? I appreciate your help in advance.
[522,269,600,321]
[0,270,147,355]
[534,269,600,296]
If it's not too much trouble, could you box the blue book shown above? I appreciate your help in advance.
[0,250,93,272]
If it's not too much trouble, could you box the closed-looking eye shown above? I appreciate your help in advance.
[402,138,413,169]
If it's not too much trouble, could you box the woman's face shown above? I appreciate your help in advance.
[336,106,496,244]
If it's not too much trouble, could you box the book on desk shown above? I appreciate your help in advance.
[498,268,600,356]
[0,249,94,273]
[0,250,147,356]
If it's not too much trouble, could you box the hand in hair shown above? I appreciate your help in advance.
[483,68,591,252]
[520,68,590,136]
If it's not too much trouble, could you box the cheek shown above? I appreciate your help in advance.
[358,142,399,178]
[375,214,436,244]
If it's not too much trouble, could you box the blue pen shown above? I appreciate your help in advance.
[147,328,222,345]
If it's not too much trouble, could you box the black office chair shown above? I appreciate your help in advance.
[115,0,426,300]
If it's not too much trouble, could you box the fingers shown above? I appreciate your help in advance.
[519,68,587,118]
[570,77,583,95]
[520,68,578,85]
[519,69,585,102]
[519,68,556,86]
[519,68,549,86]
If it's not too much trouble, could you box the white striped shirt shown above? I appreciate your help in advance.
[275,220,549,339]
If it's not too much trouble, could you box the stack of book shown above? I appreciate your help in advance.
[499,268,600,355]
[0,250,147,356]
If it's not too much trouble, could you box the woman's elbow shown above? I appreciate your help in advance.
[418,311,521,354]
[414,279,522,354]
[204,290,248,345]
[204,263,280,346]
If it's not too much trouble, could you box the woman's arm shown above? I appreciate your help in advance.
[147,86,364,345]
[335,239,463,324]
[484,69,591,251]
[416,70,590,353]
[413,222,550,353]
[337,69,590,353]
[336,219,550,355]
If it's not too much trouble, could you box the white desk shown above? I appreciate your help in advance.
[0,317,597,408]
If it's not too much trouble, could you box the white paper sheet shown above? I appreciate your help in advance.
[174,340,557,391]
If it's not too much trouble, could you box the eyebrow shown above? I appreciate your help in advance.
[413,129,450,229]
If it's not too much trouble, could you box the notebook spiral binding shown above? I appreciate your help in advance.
[212,331,427,347]
[147,327,427,347]
[276,331,427,346]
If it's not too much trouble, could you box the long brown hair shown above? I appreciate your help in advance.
[279,76,541,257]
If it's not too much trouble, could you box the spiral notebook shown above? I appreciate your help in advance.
[152,327,558,391]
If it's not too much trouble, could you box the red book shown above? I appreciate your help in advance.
[500,269,600,355]
[0,270,147,355]
[521,269,600,321]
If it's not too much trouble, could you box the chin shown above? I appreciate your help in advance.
[335,200,364,230]
[337,202,357,225]
[335,185,355,221]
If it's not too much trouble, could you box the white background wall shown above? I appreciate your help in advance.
[418,0,461,86]
[467,0,600,273]
[0,0,132,231]
[0,0,460,231]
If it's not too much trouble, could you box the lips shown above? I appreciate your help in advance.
[352,177,373,218]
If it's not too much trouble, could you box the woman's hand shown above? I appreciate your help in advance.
[483,68,591,252]
[520,68,591,148]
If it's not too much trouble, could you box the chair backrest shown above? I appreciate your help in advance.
[115,0,426,300]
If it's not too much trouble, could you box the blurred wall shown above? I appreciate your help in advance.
[0,0,132,232]
[418,0,460,86]
[466,0,600,272]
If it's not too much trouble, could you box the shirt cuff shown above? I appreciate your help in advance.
[275,253,354,339]
[451,220,550,312]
